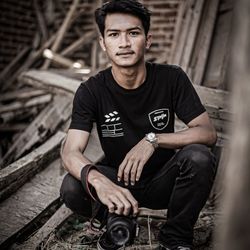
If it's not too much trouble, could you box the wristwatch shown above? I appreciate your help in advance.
[145,132,158,149]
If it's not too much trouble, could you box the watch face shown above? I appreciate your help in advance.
[147,132,156,141]
[148,133,155,140]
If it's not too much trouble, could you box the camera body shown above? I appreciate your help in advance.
[106,213,137,246]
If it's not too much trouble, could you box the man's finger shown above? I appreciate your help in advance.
[122,189,139,216]
[136,161,145,182]
[117,158,127,182]
[116,192,132,216]
[130,161,139,185]
[123,160,133,185]
[109,196,124,215]
[106,200,115,213]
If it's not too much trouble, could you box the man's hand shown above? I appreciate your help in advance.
[118,138,155,186]
[88,170,139,216]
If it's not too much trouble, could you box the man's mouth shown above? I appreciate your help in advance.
[116,51,134,56]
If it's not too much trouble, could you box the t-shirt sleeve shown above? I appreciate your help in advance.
[173,67,206,124]
[69,83,96,132]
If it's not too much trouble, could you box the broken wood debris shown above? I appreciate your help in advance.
[41,0,80,70]
[19,70,83,94]
[0,131,66,201]
[165,0,233,90]
[0,124,103,249]
[0,158,64,248]
[0,93,52,114]
[0,94,72,168]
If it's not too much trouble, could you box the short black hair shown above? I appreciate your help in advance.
[95,0,151,37]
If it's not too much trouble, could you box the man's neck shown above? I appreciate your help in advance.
[111,63,147,90]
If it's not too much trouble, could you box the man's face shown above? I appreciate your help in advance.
[99,13,151,68]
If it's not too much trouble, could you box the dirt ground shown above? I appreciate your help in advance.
[38,202,217,250]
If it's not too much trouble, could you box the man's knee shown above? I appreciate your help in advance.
[178,144,216,179]
[60,174,91,216]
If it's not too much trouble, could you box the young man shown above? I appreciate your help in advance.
[60,1,217,249]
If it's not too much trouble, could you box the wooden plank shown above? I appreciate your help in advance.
[2,34,57,91]
[191,0,220,85]
[43,49,85,69]
[194,84,230,113]
[0,89,47,102]
[0,123,27,132]
[60,30,96,57]
[0,131,66,200]
[181,0,205,72]
[0,95,72,167]
[19,70,82,94]
[0,107,38,124]
[203,0,233,89]
[171,0,195,65]
[41,0,80,69]
[0,126,103,248]
[0,94,52,114]
[0,159,65,247]
[34,0,48,42]
[16,204,73,250]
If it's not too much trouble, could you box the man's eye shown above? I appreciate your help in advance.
[108,33,118,37]
[130,31,139,36]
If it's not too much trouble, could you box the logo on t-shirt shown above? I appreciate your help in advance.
[101,111,124,138]
[148,108,169,130]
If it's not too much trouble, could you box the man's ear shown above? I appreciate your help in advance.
[99,36,106,51]
[145,34,152,49]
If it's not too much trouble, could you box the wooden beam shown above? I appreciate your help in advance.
[19,70,82,94]
[0,123,27,132]
[0,159,65,247]
[0,94,52,114]
[43,49,85,69]
[0,89,47,102]
[191,0,220,85]
[60,30,97,57]
[170,0,195,66]
[181,0,205,72]
[0,131,66,200]
[202,0,233,89]
[15,204,73,250]
[2,33,57,91]
[41,0,80,69]
[34,0,48,42]
[0,95,72,167]
[0,107,38,124]
[0,125,103,248]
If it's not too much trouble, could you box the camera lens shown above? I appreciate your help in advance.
[106,214,136,246]
[109,224,130,246]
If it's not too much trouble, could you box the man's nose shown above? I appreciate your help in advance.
[119,34,131,48]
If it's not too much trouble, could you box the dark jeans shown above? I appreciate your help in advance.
[60,144,216,248]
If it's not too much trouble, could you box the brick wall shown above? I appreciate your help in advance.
[0,0,36,72]
[0,0,181,72]
[142,0,180,62]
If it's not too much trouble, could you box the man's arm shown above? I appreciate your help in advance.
[62,129,92,180]
[157,112,217,148]
[62,129,138,216]
[118,112,217,185]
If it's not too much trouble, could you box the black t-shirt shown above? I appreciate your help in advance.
[70,62,205,178]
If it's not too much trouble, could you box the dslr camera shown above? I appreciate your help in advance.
[106,213,138,246]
